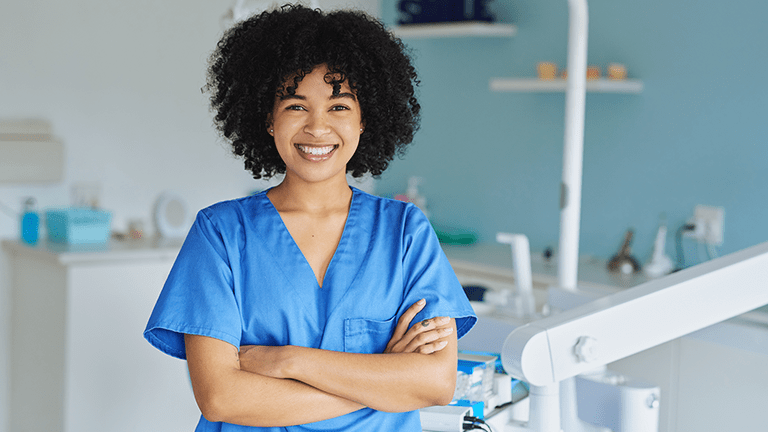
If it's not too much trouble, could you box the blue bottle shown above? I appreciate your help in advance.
[20,198,40,245]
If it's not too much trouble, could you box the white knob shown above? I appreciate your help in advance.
[646,393,660,409]
[574,336,598,363]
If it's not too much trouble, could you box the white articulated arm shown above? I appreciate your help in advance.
[502,241,768,386]
[497,233,536,318]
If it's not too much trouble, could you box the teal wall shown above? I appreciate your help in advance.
[377,0,768,264]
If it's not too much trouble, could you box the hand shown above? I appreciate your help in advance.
[384,299,454,354]
[239,345,295,379]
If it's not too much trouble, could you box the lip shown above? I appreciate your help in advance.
[295,144,338,161]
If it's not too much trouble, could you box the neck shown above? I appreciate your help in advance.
[267,173,352,214]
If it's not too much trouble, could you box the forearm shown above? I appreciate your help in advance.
[283,347,457,412]
[204,369,363,426]
[252,318,459,413]
[185,334,363,427]
[233,313,458,416]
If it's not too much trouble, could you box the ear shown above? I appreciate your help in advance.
[359,119,365,135]
[266,114,274,136]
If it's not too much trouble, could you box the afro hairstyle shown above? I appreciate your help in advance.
[205,4,421,179]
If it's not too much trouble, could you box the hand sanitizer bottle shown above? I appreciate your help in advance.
[644,215,674,278]
[20,197,40,245]
[406,176,428,218]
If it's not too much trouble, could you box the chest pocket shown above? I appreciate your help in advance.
[343,315,397,354]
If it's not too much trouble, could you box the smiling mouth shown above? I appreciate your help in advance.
[296,144,337,156]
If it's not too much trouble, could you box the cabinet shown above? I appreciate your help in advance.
[3,239,200,432]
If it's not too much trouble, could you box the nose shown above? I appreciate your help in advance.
[303,111,331,137]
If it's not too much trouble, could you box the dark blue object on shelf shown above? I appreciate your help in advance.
[397,0,496,25]
[462,285,487,301]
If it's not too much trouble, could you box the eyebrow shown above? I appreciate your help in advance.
[278,92,357,101]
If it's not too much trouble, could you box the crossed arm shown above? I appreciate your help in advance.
[185,300,458,427]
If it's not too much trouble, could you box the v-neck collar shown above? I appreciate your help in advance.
[245,187,380,337]
[262,186,360,290]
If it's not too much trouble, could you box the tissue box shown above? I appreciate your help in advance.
[46,208,112,244]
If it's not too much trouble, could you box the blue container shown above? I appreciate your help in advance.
[46,208,112,244]
[21,211,40,245]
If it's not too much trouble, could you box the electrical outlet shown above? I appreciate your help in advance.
[691,205,725,245]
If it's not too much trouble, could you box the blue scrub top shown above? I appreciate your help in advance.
[144,187,477,431]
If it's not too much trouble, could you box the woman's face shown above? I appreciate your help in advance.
[269,65,363,187]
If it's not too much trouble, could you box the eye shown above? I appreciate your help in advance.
[286,104,306,111]
[330,105,350,111]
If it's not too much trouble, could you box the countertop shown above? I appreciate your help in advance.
[441,242,650,291]
[1,237,183,264]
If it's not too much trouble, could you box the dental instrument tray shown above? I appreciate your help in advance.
[45,208,112,244]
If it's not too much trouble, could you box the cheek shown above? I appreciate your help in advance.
[271,131,294,158]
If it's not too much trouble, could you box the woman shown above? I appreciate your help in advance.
[144,5,477,431]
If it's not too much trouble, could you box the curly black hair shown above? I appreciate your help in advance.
[205,4,420,179]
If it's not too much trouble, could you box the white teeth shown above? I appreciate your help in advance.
[298,145,334,156]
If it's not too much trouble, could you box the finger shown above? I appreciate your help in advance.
[389,299,425,347]
[398,325,453,353]
[405,316,449,339]
[415,340,449,355]
[399,298,427,329]
[419,316,451,328]
[401,326,453,353]
[390,316,449,352]
[385,299,426,351]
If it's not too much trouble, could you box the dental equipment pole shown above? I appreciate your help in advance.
[502,241,768,432]
[558,0,589,293]
[549,1,589,430]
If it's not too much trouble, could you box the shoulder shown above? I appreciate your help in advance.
[198,192,267,228]
[352,187,425,224]
[352,188,433,246]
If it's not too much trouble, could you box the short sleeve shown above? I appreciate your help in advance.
[143,210,242,360]
[400,206,477,339]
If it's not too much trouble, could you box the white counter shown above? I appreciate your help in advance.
[2,236,184,264]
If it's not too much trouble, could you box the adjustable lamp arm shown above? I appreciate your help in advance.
[501,241,768,427]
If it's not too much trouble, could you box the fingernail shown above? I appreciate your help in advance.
[444,327,453,334]
[437,317,449,324]
[417,298,426,305]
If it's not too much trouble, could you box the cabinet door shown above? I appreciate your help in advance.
[65,260,200,432]
[675,336,768,432]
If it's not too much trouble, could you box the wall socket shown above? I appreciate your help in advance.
[685,205,725,245]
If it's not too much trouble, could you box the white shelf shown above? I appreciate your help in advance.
[490,78,644,94]
[392,22,517,39]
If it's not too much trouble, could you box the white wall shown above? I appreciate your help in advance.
[0,1,379,430]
